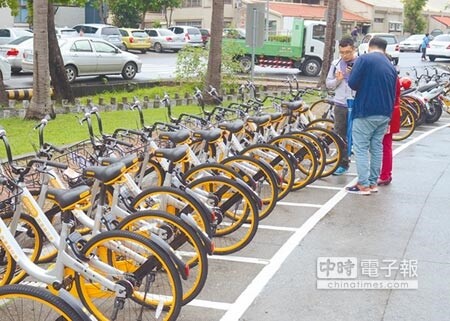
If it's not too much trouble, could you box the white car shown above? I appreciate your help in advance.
[358,33,400,65]
[399,34,424,52]
[22,37,142,83]
[0,35,33,74]
[167,26,203,47]
[426,34,450,62]
[145,28,185,53]
[0,56,11,81]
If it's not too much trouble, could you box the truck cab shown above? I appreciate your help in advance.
[301,20,326,76]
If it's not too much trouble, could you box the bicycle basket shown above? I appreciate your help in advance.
[1,154,42,193]
[53,140,98,187]
[0,176,22,216]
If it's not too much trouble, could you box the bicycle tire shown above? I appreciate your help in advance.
[75,229,182,321]
[116,209,209,305]
[393,104,417,141]
[309,99,335,121]
[0,284,90,321]
[187,175,259,255]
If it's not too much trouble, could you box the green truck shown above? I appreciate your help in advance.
[226,18,326,77]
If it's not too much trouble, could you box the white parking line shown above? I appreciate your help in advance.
[208,255,270,265]
[219,123,450,321]
[306,185,342,191]
[188,299,232,310]
[277,201,322,208]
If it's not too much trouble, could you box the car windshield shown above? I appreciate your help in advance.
[187,28,200,35]
[101,27,120,35]
[8,35,33,45]
[131,31,148,38]
[434,35,450,42]
[380,36,397,45]
[158,29,173,36]
[407,35,423,41]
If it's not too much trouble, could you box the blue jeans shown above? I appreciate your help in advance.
[352,116,390,187]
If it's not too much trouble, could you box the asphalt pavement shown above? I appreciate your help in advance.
[177,113,450,321]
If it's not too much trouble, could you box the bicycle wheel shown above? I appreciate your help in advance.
[136,159,166,189]
[187,175,259,255]
[221,155,278,219]
[269,135,318,190]
[1,213,43,284]
[182,162,245,184]
[309,99,335,120]
[75,230,182,321]
[240,143,296,200]
[303,127,344,177]
[0,284,89,321]
[0,241,15,286]
[289,131,327,180]
[393,104,417,141]
[116,210,209,305]
[131,186,213,237]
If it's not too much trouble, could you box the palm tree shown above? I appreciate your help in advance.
[318,0,338,89]
[205,0,224,99]
[25,0,52,120]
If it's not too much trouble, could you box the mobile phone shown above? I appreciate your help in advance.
[347,62,354,68]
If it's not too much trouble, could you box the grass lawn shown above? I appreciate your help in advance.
[0,105,203,159]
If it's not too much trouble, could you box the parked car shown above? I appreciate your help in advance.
[0,28,33,45]
[358,33,400,65]
[223,28,246,39]
[199,28,210,44]
[119,28,151,53]
[55,27,78,39]
[72,24,125,50]
[167,26,203,47]
[22,37,142,83]
[0,56,11,81]
[426,34,450,62]
[145,28,185,53]
[0,35,33,74]
[399,34,424,52]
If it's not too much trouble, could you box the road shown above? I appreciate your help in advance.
[5,51,449,89]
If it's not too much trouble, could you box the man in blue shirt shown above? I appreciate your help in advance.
[421,33,430,61]
[346,37,397,195]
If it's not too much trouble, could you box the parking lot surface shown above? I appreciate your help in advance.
[178,113,450,321]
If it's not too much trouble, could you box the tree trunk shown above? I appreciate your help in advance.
[0,71,8,106]
[205,0,224,104]
[318,0,338,89]
[48,2,74,105]
[25,0,51,120]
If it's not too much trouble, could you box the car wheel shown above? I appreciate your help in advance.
[154,42,163,53]
[122,62,137,80]
[302,58,321,77]
[239,56,252,73]
[123,44,128,51]
[428,56,436,62]
[65,65,77,83]
[140,49,147,54]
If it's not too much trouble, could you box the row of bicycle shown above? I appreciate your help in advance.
[0,87,344,321]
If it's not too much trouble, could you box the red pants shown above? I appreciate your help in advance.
[380,133,393,180]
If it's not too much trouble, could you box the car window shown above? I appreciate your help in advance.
[92,40,116,53]
[312,25,325,42]
[8,35,32,45]
[0,29,11,37]
[71,40,93,52]
[84,26,97,34]
[380,36,397,45]
[101,27,120,36]
[119,29,128,36]
[60,29,78,37]
[187,28,200,35]
[147,30,157,37]
[173,27,183,34]
[131,31,148,38]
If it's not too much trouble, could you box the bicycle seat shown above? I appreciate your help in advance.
[154,145,189,163]
[46,185,91,211]
[159,130,191,145]
[246,115,271,127]
[280,101,304,111]
[99,154,139,169]
[83,162,126,185]
[218,120,244,134]
[268,112,283,123]
[192,129,223,143]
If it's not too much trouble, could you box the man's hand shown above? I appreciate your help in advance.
[335,70,344,81]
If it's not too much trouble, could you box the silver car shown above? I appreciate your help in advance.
[0,35,33,74]
[145,28,185,52]
[399,34,424,52]
[167,26,203,47]
[22,37,142,83]
[72,24,125,50]
[0,28,33,45]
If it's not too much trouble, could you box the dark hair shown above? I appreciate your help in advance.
[339,37,354,48]
[368,37,387,51]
